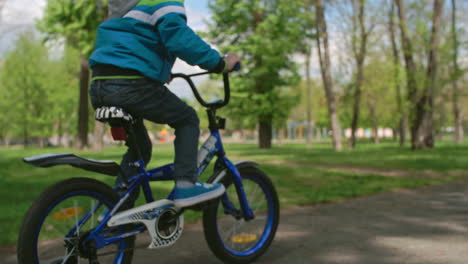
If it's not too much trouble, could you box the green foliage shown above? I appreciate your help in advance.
[0,34,51,138]
[0,34,78,141]
[38,0,107,56]
[360,57,399,128]
[338,55,403,130]
[289,79,329,128]
[0,65,8,140]
[205,0,307,129]
[47,47,80,136]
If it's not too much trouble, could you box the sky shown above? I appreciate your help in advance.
[0,0,46,55]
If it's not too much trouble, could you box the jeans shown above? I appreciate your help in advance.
[89,78,200,205]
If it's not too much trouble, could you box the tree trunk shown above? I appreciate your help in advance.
[23,64,29,148]
[77,55,89,149]
[259,115,272,149]
[368,101,380,144]
[451,0,463,144]
[392,128,397,142]
[350,0,368,149]
[92,121,106,151]
[350,77,362,148]
[414,0,444,149]
[254,70,273,149]
[305,48,313,146]
[400,115,408,146]
[395,0,421,149]
[64,118,72,148]
[389,0,406,147]
[453,84,463,143]
[57,118,63,147]
[315,0,342,151]
[435,95,447,141]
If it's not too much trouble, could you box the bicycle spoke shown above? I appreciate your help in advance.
[214,174,276,253]
[59,247,75,264]
[91,200,96,227]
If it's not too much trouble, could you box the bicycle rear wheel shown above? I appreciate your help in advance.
[17,178,135,264]
[203,166,279,264]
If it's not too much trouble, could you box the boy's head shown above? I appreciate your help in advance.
[108,1,187,18]
[108,0,140,18]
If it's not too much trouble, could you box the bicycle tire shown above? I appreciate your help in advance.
[17,177,135,264]
[203,166,279,264]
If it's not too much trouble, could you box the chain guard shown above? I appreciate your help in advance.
[108,199,184,249]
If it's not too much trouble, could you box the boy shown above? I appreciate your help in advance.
[89,0,240,208]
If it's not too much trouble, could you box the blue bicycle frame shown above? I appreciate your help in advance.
[79,71,254,252]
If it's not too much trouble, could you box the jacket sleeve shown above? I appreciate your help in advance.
[157,13,225,72]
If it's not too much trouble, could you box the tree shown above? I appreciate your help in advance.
[314,0,342,151]
[302,0,316,146]
[0,33,79,147]
[395,0,442,150]
[413,0,444,148]
[289,78,329,141]
[206,0,305,149]
[348,0,373,148]
[46,47,80,147]
[0,0,9,142]
[361,57,398,144]
[450,0,463,144]
[0,61,8,143]
[388,0,407,146]
[0,34,52,146]
[395,0,418,149]
[304,47,314,146]
[38,0,107,149]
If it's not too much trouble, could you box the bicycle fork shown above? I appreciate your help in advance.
[221,157,255,221]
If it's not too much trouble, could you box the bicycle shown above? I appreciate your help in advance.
[17,68,280,264]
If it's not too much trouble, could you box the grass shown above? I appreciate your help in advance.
[227,141,468,172]
[1,140,467,247]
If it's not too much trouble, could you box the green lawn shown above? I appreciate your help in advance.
[1,141,467,247]
[228,141,468,172]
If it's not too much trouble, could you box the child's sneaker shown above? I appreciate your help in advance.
[173,182,225,208]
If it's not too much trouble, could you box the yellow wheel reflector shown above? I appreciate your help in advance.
[52,207,84,221]
[231,233,258,244]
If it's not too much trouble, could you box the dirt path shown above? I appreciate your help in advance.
[4,179,468,264]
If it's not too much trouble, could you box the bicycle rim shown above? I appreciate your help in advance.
[34,191,126,264]
[215,175,275,256]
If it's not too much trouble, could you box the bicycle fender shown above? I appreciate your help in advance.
[208,160,259,184]
[23,153,121,177]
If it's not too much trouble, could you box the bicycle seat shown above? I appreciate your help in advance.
[95,106,135,141]
[95,106,134,125]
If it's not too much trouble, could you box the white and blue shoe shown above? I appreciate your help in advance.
[173,182,225,208]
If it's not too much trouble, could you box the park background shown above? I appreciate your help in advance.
[0,0,467,249]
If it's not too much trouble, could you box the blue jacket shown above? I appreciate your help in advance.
[89,0,223,83]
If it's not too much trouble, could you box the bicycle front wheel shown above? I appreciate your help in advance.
[17,177,135,264]
[203,166,279,264]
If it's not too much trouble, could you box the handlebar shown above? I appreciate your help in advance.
[171,63,240,109]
